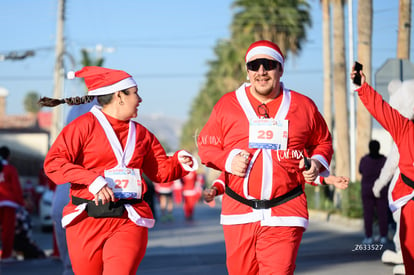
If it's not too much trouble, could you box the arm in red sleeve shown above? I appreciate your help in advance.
[212,172,226,195]
[357,83,410,145]
[43,116,104,186]
[141,131,189,183]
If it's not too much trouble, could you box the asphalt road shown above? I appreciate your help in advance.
[0,202,395,275]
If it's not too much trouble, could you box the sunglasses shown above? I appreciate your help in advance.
[246,58,279,71]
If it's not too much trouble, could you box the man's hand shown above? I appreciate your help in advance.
[203,187,217,203]
[94,185,115,206]
[231,150,250,177]
[299,158,321,183]
[324,175,349,190]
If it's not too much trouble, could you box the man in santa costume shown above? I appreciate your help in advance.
[41,66,198,275]
[351,68,414,275]
[197,40,333,275]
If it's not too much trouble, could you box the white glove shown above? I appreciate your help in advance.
[372,180,382,198]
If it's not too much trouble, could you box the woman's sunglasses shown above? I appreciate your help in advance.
[246,58,279,71]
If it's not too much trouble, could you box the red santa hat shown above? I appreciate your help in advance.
[67,66,137,96]
[245,40,285,69]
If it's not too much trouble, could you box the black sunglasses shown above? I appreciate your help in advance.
[246,58,279,71]
[257,103,270,118]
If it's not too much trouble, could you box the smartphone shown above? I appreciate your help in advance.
[304,157,311,170]
[353,61,363,85]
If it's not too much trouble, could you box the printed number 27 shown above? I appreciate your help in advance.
[115,179,128,189]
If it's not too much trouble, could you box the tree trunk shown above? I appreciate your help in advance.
[332,0,350,179]
[355,0,373,182]
[397,0,412,59]
[322,0,333,133]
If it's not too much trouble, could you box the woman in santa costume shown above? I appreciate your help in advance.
[351,68,414,275]
[40,66,197,275]
[197,40,333,275]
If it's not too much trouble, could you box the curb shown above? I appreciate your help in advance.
[309,209,364,230]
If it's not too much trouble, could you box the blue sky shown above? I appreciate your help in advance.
[0,0,413,122]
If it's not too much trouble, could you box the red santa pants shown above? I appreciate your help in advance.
[66,213,148,275]
[0,207,16,259]
[183,194,199,219]
[223,222,304,275]
[400,200,414,274]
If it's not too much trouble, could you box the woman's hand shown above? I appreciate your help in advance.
[178,155,193,167]
[94,185,115,205]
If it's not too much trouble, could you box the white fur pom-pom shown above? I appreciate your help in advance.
[67,71,76,79]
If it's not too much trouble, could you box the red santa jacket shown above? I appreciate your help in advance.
[44,106,195,228]
[357,83,414,210]
[0,164,24,208]
[198,83,333,228]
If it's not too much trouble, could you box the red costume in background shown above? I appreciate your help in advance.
[0,162,24,259]
[357,83,414,274]
[181,171,202,220]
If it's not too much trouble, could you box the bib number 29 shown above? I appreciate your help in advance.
[258,130,274,139]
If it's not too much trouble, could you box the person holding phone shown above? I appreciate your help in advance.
[40,66,197,275]
[197,40,333,275]
[351,65,414,275]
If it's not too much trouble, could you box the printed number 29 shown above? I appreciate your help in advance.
[258,130,273,139]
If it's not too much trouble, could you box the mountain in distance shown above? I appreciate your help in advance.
[135,113,184,152]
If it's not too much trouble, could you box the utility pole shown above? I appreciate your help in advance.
[50,0,65,145]
[348,0,356,182]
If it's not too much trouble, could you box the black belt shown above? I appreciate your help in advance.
[401,173,414,189]
[72,196,142,218]
[225,185,303,209]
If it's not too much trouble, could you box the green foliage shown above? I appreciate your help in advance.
[340,181,363,218]
[306,181,363,219]
[305,184,336,213]
[24,91,41,113]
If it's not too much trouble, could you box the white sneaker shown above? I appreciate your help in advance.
[393,264,405,275]
[362,237,373,244]
[382,250,404,264]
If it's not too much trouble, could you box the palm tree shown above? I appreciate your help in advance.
[321,0,333,132]
[355,0,373,182]
[24,91,41,114]
[397,0,411,59]
[331,0,350,179]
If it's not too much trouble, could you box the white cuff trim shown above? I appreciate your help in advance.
[312,154,330,177]
[225,149,243,173]
[178,150,199,171]
[88,176,108,195]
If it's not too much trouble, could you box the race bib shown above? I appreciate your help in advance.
[249,118,288,150]
[104,168,142,199]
